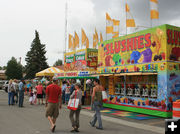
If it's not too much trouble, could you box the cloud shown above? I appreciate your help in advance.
[0,0,180,67]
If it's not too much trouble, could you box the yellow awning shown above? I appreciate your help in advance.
[36,67,64,77]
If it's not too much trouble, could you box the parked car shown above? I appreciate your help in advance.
[2,81,9,92]
[0,80,5,89]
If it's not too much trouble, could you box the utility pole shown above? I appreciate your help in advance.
[64,0,68,54]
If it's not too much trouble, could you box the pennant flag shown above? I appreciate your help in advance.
[86,37,89,48]
[93,34,96,48]
[81,29,86,45]
[93,28,99,48]
[126,3,136,27]
[150,0,159,19]
[112,19,120,38]
[74,32,79,49]
[95,28,99,42]
[106,13,113,34]
[68,34,74,49]
[100,32,103,42]
[81,28,89,48]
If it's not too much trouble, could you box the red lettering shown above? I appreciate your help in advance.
[179,31,180,45]
[167,29,171,44]
[174,30,178,45]
[138,35,144,49]
[105,44,110,55]
[110,43,114,54]
[145,33,151,47]
[127,38,133,51]
[121,40,126,52]
[115,41,120,53]
[134,37,138,50]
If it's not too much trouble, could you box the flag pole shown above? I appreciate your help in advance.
[106,14,107,40]
[64,0,68,53]
[125,0,127,35]
[148,0,152,28]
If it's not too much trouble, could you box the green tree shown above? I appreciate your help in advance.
[5,57,23,80]
[25,30,49,79]
[53,59,63,66]
[0,66,2,70]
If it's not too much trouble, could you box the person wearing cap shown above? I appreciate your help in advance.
[45,77,62,133]
[69,83,82,133]
[18,78,25,107]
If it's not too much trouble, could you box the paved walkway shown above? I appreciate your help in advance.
[0,90,164,134]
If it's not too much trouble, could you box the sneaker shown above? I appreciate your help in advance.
[75,128,79,132]
[96,127,103,130]
[89,122,95,127]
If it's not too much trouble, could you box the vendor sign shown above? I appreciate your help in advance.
[87,48,98,69]
[166,25,180,62]
[64,52,75,71]
[74,49,87,71]
[98,24,170,68]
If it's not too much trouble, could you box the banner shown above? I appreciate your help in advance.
[98,24,170,68]
[64,52,75,71]
[87,48,98,69]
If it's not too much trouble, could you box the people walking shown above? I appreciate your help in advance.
[13,79,19,104]
[36,82,44,105]
[70,80,76,95]
[18,79,25,107]
[45,78,62,133]
[8,80,15,105]
[69,83,82,133]
[65,83,70,104]
[62,81,67,104]
[89,79,104,130]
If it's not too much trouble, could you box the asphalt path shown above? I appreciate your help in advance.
[0,90,164,134]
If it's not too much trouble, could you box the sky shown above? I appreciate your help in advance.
[0,0,180,67]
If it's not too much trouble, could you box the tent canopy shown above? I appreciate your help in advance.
[36,67,64,77]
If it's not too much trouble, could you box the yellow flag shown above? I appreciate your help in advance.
[100,33,103,42]
[106,12,113,34]
[93,34,96,48]
[126,19,136,27]
[126,4,130,12]
[126,3,136,27]
[95,28,98,42]
[68,34,73,49]
[150,0,159,19]
[106,12,111,21]
[74,32,79,49]
[81,29,86,46]
[86,37,89,48]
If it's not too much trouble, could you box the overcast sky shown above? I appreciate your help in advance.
[0,0,179,67]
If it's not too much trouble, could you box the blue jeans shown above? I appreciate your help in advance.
[65,93,70,103]
[8,92,14,105]
[19,90,24,107]
[91,101,103,128]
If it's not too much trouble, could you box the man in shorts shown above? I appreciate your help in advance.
[45,78,62,133]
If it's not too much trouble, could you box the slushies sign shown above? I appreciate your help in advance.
[65,54,74,63]
[75,51,85,61]
[104,33,151,55]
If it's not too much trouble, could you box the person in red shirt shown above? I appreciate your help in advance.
[45,78,62,133]
[36,82,44,105]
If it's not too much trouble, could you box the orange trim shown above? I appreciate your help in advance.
[173,111,180,117]
[173,102,180,108]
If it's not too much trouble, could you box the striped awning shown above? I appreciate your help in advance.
[36,67,64,77]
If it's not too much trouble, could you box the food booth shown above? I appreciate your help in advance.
[97,24,180,117]
[56,48,98,105]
